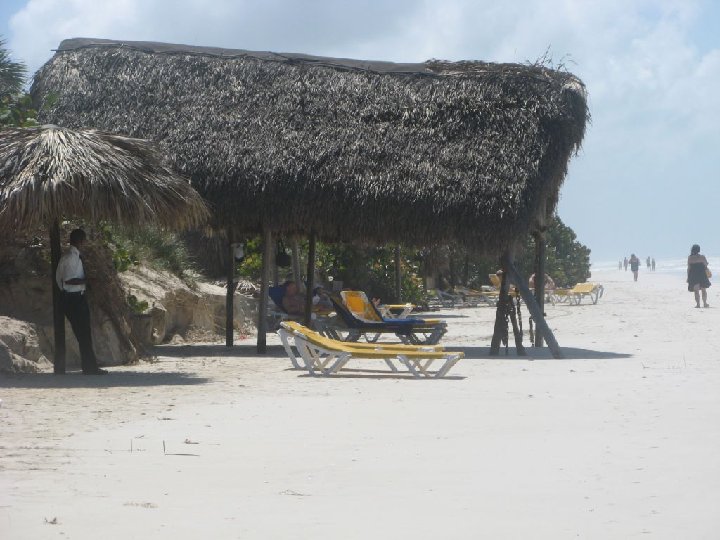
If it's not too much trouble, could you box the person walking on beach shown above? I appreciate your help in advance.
[651,258,656,271]
[629,254,640,281]
[646,256,651,270]
[618,260,622,270]
[623,257,628,271]
[55,229,106,374]
[687,244,711,308]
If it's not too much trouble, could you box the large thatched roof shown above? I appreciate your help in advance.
[31,38,588,254]
[0,124,208,230]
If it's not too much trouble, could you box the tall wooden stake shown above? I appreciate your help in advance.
[272,239,280,286]
[304,231,316,327]
[225,230,234,347]
[291,238,302,287]
[257,228,272,354]
[506,258,563,359]
[50,219,65,374]
[394,245,402,303]
[489,261,509,356]
[533,231,546,347]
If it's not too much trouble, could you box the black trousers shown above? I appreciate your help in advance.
[61,292,98,372]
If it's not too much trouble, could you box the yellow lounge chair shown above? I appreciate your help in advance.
[336,290,447,344]
[278,321,463,378]
[570,282,604,304]
[552,283,604,305]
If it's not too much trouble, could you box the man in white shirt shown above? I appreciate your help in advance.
[55,229,106,375]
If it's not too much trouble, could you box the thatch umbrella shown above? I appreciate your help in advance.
[31,39,589,356]
[0,124,209,373]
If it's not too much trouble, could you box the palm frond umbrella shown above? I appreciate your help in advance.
[0,124,209,373]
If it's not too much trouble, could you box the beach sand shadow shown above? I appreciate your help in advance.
[455,346,632,360]
[0,370,210,389]
[154,343,287,359]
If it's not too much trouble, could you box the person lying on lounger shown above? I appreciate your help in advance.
[529,273,556,291]
[281,281,305,315]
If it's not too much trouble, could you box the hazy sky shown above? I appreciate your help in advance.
[2,0,719,262]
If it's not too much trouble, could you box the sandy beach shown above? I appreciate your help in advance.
[2,267,720,539]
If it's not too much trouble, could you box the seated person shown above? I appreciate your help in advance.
[529,273,556,290]
[281,280,305,315]
[312,286,334,312]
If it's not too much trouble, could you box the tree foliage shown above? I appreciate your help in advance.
[515,216,592,287]
[0,37,37,129]
[232,215,590,304]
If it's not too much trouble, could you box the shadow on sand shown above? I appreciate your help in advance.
[455,346,632,360]
[0,370,211,389]
[153,343,287,359]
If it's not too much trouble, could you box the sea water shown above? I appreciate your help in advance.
[592,257,720,280]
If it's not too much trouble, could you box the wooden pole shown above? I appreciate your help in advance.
[506,257,563,359]
[304,231,316,327]
[256,228,272,354]
[533,231,546,347]
[272,239,280,286]
[225,230,234,347]
[291,238,302,287]
[394,245,402,303]
[50,220,65,374]
[508,288,526,356]
[489,261,509,356]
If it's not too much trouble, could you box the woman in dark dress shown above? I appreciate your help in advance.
[687,244,711,308]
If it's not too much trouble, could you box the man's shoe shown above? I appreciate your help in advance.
[83,368,108,375]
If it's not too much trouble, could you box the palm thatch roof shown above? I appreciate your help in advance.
[0,124,209,230]
[31,38,588,254]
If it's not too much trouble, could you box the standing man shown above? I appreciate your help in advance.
[55,229,106,375]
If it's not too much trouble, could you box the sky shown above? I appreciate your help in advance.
[2,0,719,263]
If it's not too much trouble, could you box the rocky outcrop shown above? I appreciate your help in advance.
[0,316,52,373]
[0,237,257,370]
[120,266,257,346]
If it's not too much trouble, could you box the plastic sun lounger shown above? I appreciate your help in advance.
[552,283,604,305]
[570,283,604,304]
[379,303,416,319]
[278,321,462,378]
[488,274,520,298]
[329,293,447,345]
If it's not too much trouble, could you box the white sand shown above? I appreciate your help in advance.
[2,268,720,539]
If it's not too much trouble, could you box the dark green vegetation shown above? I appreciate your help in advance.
[233,214,591,304]
[0,37,37,129]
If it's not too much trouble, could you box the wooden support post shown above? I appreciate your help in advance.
[272,239,279,286]
[506,258,563,359]
[394,245,402,303]
[489,262,509,356]
[508,292,526,355]
[50,220,65,374]
[256,228,272,354]
[225,230,234,347]
[291,238,302,286]
[533,231,546,347]
[304,232,316,327]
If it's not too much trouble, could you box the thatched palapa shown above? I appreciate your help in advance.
[0,123,209,373]
[0,125,209,230]
[31,38,588,254]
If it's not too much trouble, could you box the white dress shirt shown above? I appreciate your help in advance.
[55,245,86,293]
